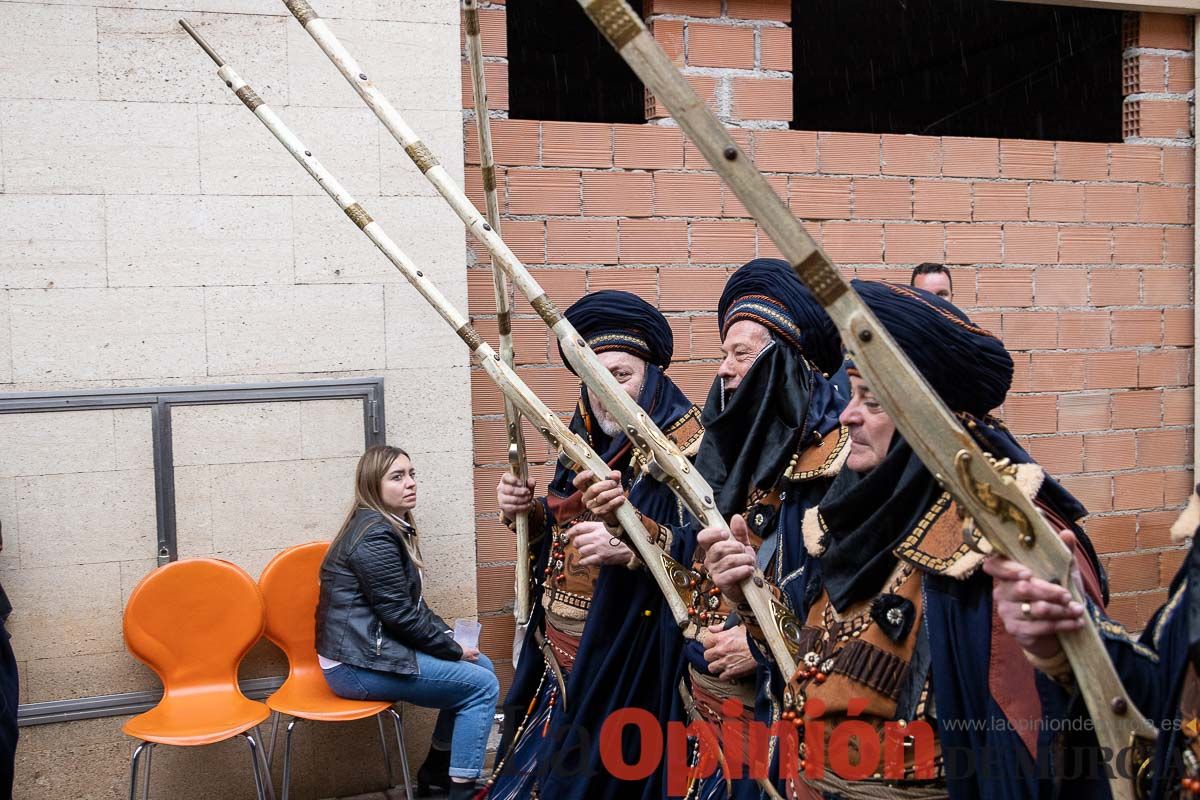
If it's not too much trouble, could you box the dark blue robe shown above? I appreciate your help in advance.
[678,351,845,800]
[490,364,700,799]
[1086,528,1195,800]
[764,419,1119,800]
[0,588,14,800]
[1141,563,1191,800]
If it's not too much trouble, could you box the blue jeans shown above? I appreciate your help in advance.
[323,652,498,779]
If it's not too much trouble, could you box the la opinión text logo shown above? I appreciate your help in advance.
[595,696,937,795]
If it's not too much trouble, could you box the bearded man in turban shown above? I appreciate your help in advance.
[487,289,704,799]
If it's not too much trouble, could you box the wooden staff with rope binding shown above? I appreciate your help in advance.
[573,2,1158,797]
[461,0,533,635]
[178,19,695,634]
[280,0,804,682]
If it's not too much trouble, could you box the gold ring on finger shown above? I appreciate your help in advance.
[1021,602,1033,619]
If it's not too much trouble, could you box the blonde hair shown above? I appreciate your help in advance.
[328,445,424,570]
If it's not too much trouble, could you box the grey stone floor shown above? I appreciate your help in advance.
[327,714,501,798]
[325,789,412,800]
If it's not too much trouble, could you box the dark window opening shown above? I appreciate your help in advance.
[791,0,1123,142]
[507,0,646,123]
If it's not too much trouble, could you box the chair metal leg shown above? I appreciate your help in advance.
[388,707,414,800]
[254,725,278,800]
[266,711,281,768]
[128,741,149,800]
[141,742,155,800]
[281,718,298,800]
[375,712,395,788]
[242,732,269,800]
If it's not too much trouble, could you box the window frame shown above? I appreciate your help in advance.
[0,377,386,725]
[997,0,1199,13]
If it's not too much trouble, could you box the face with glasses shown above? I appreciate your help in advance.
[586,350,647,438]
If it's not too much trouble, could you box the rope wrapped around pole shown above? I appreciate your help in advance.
[178,18,694,633]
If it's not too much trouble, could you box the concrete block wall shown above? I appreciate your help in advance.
[0,0,473,796]
[464,3,1197,692]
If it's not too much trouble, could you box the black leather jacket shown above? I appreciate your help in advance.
[316,509,462,673]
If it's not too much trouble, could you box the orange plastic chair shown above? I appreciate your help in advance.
[259,542,413,800]
[122,558,274,800]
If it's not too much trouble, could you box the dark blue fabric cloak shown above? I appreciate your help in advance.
[1141,556,1191,800]
[491,363,700,799]
[761,281,1120,799]
[685,344,845,800]
[767,417,1117,800]
[1090,519,1193,800]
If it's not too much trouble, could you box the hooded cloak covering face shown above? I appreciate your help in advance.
[817,281,1099,612]
[695,258,844,519]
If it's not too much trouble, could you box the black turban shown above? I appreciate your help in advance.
[717,258,842,377]
[848,280,1012,417]
[559,290,673,373]
[817,281,1103,615]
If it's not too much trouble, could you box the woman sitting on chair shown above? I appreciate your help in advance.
[317,445,498,799]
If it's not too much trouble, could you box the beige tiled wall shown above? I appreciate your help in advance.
[0,409,157,708]
[0,0,471,795]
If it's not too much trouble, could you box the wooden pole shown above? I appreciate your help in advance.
[462,0,532,628]
[573,0,1156,793]
[280,0,801,679]
[178,19,694,632]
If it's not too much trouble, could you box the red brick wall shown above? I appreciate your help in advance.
[463,4,1196,691]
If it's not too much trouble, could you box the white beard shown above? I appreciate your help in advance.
[596,412,622,437]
